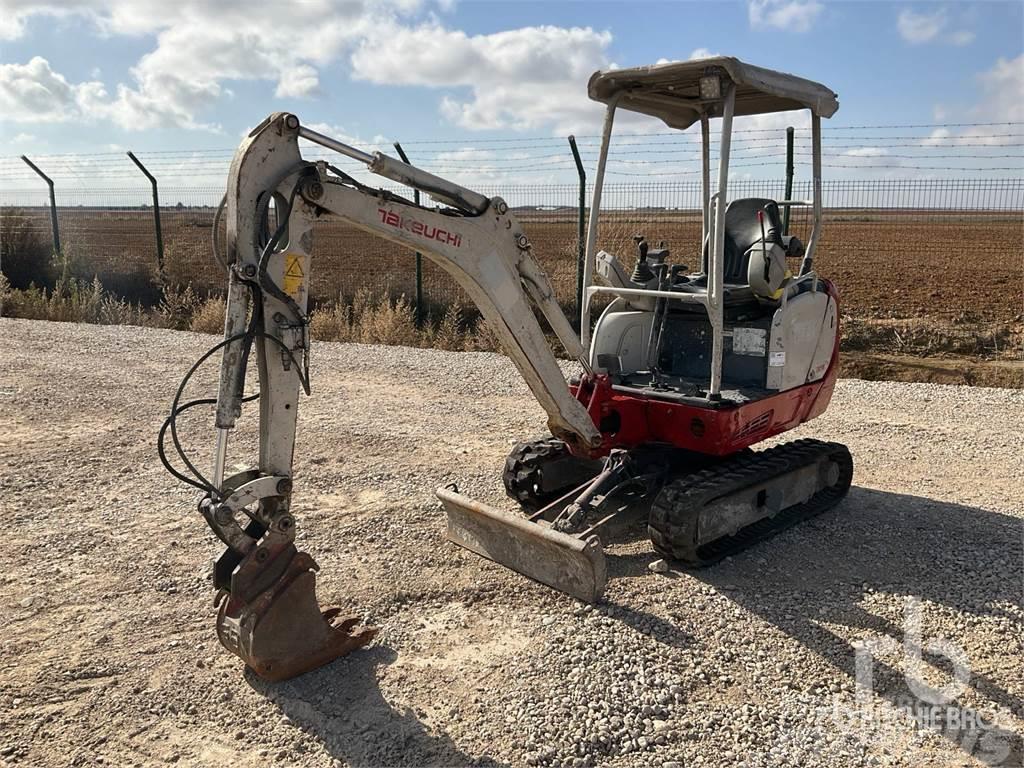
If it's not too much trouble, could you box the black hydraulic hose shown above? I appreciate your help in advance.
[166,332,251,494]
[160,327,311,498]
[257,181,308,325]
[158,392,259,491]
[214,183,308,455]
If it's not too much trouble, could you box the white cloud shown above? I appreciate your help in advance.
[897,8,974,46]
[689,48,720,59]
[921,54,1024,150]
[844,147,889,157]
[0,56,106,123]
[897,8,946,43]
[276,65,321,99]
[0,50,224,131]
[748,0,823,33]
[0,4,832,142]
[976,54,1024,122]
[350,23,613,133]
[948,29,975,46]
[0,1,419,131]
[0,2,618,136]
[921,54,1024,147]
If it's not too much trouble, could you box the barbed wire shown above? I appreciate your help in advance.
[3,178,1022,211]
[4,137,1021,166]
[1,122,1022,183]
[4,137,1019,160]
[2,122,1021,162]
[3,144,1022,172]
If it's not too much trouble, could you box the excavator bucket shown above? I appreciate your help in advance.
[438,487,607,603]
[215,546,377,682]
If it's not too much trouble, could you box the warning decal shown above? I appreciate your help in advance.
[282,253,305,299]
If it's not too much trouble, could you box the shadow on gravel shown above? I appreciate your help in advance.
[245,645,507,767]
[621,487,1023,766]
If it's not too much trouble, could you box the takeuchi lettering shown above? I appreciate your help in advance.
[377,208,462,247]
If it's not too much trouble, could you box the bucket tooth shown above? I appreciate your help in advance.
[439,487,606,603]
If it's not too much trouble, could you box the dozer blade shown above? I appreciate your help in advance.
[439,487,607,603]
[215,546,376,682]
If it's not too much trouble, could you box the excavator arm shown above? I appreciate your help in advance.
[164,113,601,680]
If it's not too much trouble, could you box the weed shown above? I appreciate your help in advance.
[158,284,202,331]
[1,208,54,289]
[189,295,227,334]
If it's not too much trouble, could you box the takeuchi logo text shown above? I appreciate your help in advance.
[377,208,462,247]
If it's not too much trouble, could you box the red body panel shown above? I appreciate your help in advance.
[571,281,841,459]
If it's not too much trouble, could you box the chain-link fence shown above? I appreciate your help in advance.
[2,177,1021,324]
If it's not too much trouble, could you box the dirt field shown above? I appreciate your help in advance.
[1,319,1021,767]
[16,206,1024,324]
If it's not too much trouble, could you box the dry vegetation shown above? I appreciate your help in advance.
[17,205,1021,323]
[0,275,500,352]
[0,208,502,351]
[2,206,1021,386]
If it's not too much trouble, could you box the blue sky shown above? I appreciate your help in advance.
[0,0,1021,190]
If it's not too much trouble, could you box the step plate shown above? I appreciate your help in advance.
[438,488,607,603]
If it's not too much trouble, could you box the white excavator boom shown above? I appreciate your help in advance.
[178,113,602,679]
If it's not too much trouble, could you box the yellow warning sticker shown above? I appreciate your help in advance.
[282,253,305,300]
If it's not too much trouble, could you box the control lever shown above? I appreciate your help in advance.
[631,235,654,283]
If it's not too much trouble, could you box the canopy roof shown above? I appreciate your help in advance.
[588,56,838,130]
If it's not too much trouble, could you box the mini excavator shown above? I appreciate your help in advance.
[160,57,852,681]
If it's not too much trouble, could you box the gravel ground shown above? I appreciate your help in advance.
[0,317,1021,768]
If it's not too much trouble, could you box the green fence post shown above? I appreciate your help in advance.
[783,126,794,235]
[393,141,424,327]
[568,135,586,330]
[20,155,61,257]
[127,151,165,278]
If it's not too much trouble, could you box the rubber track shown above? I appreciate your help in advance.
[648,438,853,567]
[502,438,571,510]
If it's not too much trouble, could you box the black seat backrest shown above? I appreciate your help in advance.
[702,198,784,284]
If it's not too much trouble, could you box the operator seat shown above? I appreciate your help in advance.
[701,198,783,282]
[712,199,783,279]
[684,197,792,305]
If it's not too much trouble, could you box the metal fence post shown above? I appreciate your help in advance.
[392,141,425,327]
[568,135,586,329]
[126,151,165,277]
[783,126,794,234]
[20,155,61,256]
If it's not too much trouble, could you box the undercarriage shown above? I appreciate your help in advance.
[448,436,852,600]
